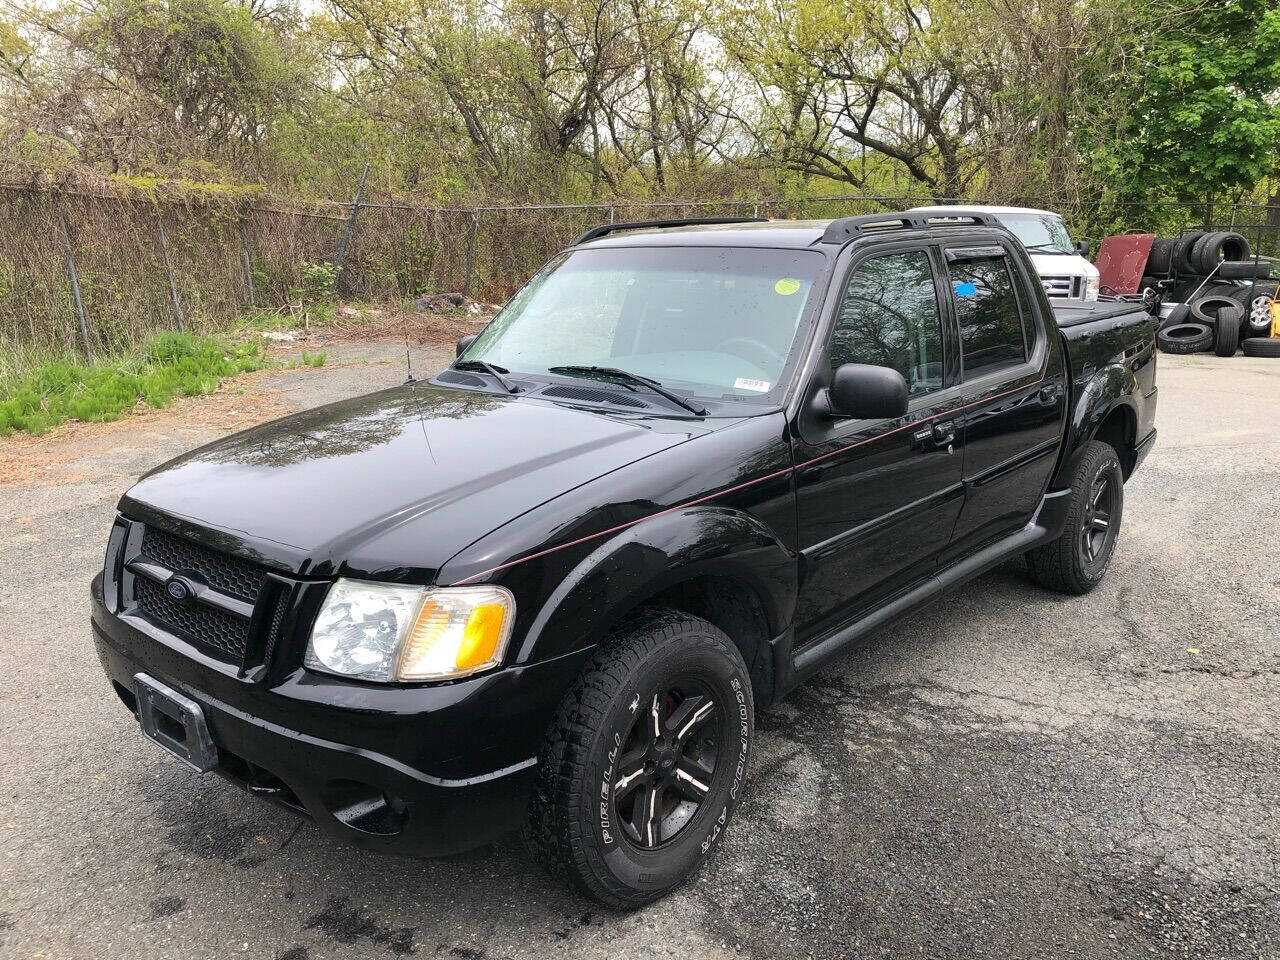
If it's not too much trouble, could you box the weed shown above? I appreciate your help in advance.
[291,350,326,369]
[0,331,268,436]
[299,261,339,300]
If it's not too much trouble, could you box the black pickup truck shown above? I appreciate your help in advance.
[91,211,1157,908]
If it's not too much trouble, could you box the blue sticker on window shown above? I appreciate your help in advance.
[954,281,978,297]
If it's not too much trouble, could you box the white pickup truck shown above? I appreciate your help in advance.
[910,204,1100,301]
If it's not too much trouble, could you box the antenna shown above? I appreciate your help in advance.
[403,311,416,385]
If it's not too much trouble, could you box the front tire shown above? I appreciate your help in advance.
[1026,440,1125,594]
[525,609,754,909]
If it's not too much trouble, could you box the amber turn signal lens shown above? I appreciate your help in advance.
[394,585,515,681]
[456,603,507,670]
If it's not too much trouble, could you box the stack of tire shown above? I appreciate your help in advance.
[1142,230,1279,358]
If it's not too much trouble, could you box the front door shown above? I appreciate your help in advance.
[792,246,965,645]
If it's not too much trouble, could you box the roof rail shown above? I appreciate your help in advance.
[819,209,1002,245]
[574,216,767,246]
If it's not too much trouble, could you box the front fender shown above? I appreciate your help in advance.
[510,505,797,664]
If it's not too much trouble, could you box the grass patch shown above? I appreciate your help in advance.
[0,331,281,436]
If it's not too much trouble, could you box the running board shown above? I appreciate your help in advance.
[789,491,1068,683]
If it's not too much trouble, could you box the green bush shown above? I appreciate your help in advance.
[0,331,270,436]
[298,261,339,300]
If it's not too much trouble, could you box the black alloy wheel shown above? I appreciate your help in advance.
[612,681,720,849]
[526,609,753,908]
[1025,439,1125,594]
[1080,471,1117,567]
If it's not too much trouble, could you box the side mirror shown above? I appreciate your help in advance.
[456,334,478,358]
[824,363,908,420]
[1076,239,1091,258]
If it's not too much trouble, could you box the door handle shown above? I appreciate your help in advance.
[926,420,955,454]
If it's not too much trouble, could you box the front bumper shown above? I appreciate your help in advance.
[91,575,589,857]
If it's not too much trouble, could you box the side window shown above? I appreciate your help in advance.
[948,254,1029,377]
[831,250,944,397]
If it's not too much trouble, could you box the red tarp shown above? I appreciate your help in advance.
[1095,233,1155,294]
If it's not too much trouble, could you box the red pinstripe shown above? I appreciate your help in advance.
[453,377,1045,585]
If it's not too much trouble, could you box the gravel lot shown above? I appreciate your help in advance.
[1,345,1277,960]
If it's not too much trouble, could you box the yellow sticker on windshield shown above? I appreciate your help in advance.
[774,278,801,296]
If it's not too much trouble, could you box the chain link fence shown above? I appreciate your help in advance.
[2,184,1277,360]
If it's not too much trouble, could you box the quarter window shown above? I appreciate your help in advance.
[830,251,944,397]
[948,254,1029,377]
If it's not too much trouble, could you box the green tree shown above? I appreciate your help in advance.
[2,0,321,180]
[1081,0,1280,208]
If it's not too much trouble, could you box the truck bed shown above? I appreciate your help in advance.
[1053,299,1157,472]
[1051,299,1149,328]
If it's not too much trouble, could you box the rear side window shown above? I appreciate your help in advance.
[948,254,1029,377]
[831,250,944,397]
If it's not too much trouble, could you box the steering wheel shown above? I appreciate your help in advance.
[717,337,783,370]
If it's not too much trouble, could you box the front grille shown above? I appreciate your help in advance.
[141,526,266,602]
[119,524,304,670]
[1042,275,1083,298]
[134,576,251,662]
[261,587,292,666]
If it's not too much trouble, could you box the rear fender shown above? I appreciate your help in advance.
[1052,360,1138,487]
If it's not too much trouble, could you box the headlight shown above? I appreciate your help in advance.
[1085,275,1100,300]
[304,579,515,682]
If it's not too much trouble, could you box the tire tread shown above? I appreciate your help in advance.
[523,608,747,909]
[1025,440,1122,595]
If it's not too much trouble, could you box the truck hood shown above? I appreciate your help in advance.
[120,383,708,579]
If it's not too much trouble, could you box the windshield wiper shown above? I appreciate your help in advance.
[453,358,520,394]
[1022,242,1068,253]
[547,365,708,416]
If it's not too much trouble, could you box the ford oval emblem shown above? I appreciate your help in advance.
[165,578,193,602]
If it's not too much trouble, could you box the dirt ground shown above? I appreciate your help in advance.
[0,344,1277,960]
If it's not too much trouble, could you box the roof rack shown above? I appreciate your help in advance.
[574,216,767,246]
[819,209,1002,245]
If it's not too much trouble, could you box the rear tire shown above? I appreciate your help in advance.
[525,609,753,909]
[1174,231,1206,274]
[1212,305,1242,356]
[1190,295,1236,325]
[1217,261,1272,280]
[1193,231,1249,273]
[1241,337,1280,358]
[1145,238,1177,276]
[1026,440,1124,595]
[1157,322,1213,353]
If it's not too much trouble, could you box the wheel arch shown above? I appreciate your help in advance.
[1053,363,1139,487]
[513,504,797,707]
[1092,402,1138,478]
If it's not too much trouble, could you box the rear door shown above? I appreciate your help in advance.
[941,243,1068,560]
[791,244,965,644]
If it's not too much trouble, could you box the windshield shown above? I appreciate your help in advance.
[998,213,1076,255]
[461,246,824,405]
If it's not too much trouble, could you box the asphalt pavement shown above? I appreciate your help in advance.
[1,346,1276,959]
